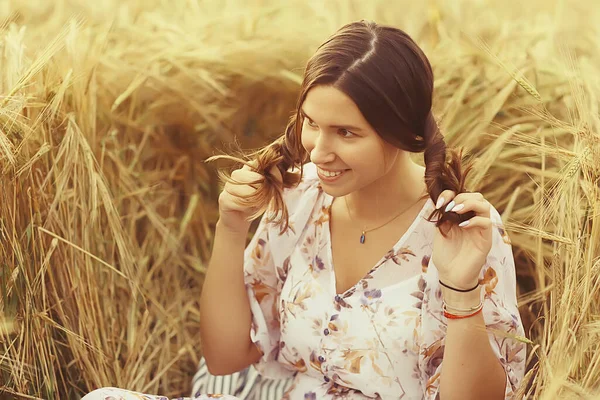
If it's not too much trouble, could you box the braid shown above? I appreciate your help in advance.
[423,112,475,235]
[206,112,305,234]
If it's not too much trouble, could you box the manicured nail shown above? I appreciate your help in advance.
[444,200,455,213]
[435,196,445,209]
[451,203,465,213]
[459,220,470,227]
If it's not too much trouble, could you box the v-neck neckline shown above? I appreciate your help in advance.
[324,194,433,297]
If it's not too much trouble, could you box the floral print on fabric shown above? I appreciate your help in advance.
[83,162,526,400]
[81,387,237,400]
[245,162,526,399]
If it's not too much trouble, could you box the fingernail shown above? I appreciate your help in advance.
[451,204,464,213]
[435,196,445,209]
[444,200,455,213]
[459,220,470,227]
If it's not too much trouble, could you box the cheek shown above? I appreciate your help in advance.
[349,142,388,173]
[379,146,396,169]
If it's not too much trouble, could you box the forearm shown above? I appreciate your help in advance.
[438,289,506,400]
[199,221,260,375]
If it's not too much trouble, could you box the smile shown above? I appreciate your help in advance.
[317,167,349,182]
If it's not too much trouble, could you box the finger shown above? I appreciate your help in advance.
[268,165,284,184]
[231,169,265,185]
[232,169,264,180]
[458,216,492,230]
[447,198,491,218]
[453,192,485,204]
[219,190,248,212]
[242,159,259,170]
[435,190,457,210]
[225,183,258,199]
[442,192,486,213]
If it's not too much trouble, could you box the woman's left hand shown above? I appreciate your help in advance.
[432,190,493,290]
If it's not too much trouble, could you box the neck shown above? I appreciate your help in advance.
[344,154,427,225]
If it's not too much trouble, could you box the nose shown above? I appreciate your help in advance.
[309,131,336,165]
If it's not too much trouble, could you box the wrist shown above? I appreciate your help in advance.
[441,285,482,308]
[216,219,250,239]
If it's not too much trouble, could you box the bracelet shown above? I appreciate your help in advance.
[442,301,483,319]
[443,301,482,314]
[439,279,480,293]
[443,307,483,320]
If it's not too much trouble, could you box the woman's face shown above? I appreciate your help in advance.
[300,85,399,198]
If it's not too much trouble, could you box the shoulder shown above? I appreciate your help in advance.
[488,202,504,224]
[487,202,512,247]
[264,162,321,215]
[264,162,324,238]
[281,162,320,203]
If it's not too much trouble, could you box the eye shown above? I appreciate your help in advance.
[305,117,318,128]
[339,129,355,138]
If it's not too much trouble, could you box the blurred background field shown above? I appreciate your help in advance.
[0,0,599,398]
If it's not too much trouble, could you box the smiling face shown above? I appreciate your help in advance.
[300,85,402,198]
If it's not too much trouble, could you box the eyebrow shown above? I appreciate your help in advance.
[300,108,363,132]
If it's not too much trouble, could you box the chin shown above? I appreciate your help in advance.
[318,182,354,198]
[320,187,342,198]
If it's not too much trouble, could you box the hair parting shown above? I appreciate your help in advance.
[207,20,475,236]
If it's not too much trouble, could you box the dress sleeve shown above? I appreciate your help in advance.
[418,205,527,399]
[244,212,296,380]
[244,163,321,380]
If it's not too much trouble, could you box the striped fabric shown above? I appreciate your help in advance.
[191,358,292,399]
[248,375,292,400]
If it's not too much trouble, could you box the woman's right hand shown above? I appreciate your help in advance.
[217,163,282,234]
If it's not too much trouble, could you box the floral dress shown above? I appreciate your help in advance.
[83,162,526,400]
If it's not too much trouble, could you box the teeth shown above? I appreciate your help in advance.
[318,168,344,177]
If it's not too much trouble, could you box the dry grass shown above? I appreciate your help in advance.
[0,0,598,398]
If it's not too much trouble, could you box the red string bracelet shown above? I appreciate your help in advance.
[443,307,483,320]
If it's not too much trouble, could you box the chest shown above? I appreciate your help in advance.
[329,200,427,295]
[277,255,427,398]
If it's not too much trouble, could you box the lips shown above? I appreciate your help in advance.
[316,167,349,182]
[318,168,343,177]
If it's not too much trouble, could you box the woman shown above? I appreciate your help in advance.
[84,20,526,400]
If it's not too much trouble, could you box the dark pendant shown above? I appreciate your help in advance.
[360,232,366,244]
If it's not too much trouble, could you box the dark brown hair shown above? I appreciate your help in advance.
[209,20,474,234]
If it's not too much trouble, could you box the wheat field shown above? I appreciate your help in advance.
[0,0,599,399]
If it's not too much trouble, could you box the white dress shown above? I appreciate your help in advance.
[83,162,526,400]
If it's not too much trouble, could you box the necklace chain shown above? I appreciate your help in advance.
[343,195,425,244]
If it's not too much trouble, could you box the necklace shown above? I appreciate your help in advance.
[344,195,424,244]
